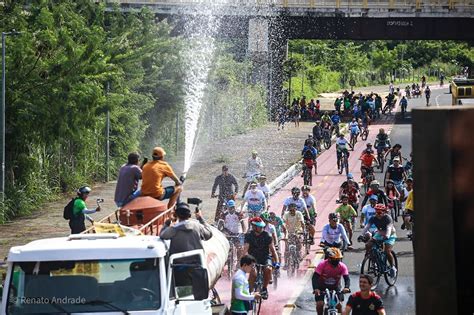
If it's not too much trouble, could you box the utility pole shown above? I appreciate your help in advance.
[1,30,21,208]
[105,81,110,183]
[301,46,305,96]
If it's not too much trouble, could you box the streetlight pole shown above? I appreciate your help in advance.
[301,46,305,96]
[1,30,21,206]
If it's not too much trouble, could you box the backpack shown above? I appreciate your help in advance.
[63,198,77,220]
[303,148,314,160]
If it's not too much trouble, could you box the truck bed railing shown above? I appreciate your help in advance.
[82,204,175,235]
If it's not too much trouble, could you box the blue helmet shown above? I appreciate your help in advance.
[227,200,236,207]
[347,173,354,180]
[369,195,378,202]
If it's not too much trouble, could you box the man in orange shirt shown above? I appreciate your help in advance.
[141,147,182,209]
[359,149,378,180]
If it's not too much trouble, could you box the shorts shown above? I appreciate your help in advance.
[255,257,272,267]
[314,290,344,302]
[373,233,397,246]
[403,209,414,221]
[303,159,314,169]
[159,186,175,200]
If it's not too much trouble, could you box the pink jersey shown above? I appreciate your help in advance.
[315,259,349,289]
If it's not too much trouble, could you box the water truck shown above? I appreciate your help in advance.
[0,196,229,315]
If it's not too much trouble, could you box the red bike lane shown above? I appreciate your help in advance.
[214,114,395,314]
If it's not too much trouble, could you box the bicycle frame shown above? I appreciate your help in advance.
[323,289,340,315]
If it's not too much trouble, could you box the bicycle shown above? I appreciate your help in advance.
[323,288,350,315]
[361,167,375,195]
[252,264,266,314]
[302,164,313,186]
[225,234,242,280]
[376,147,386,173]
[387,198,398,223]
[359,238,398,290]
[322,129,332,149]
[284,233,301,278]
[272,242,281,289]
[349,131,358,148]
[337,150,349,176]
[360,126,369,141]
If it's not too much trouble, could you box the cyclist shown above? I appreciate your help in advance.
[330,111,342,136]
[244,217,279,300]
[312,247,351,315]
[211,165,239,221]
[335,195,357,246]
[343,274,386,315]
[256,174,270,204]
[360,204,397,277]
[383,143,402,165]
[261,212,278,248]
[230,254,261,315]
[360,195,378,229]
[349,118,360,147]
[339,176,360,215]
[321,111,331,128]
[361,180,389,208]
[222,200,246,235]
[320,213,351,250]
[281,187,310,219]
[384,156,407,193]
[313,120,323,151]
[404,152,413,178]
[242,181,267,218]
[359,148,378,182]
[304,134,315,147]
[339,173,360,195]
[385,179,401,217]
[302,185,317,244]
[302,141,318,177]
[269,211,286,243]
[242,151,263,198]
[362,142,374,155]
[283,203,305,262]
[374,129,391,154]
[336,134,353,170]
[424,85,431,106]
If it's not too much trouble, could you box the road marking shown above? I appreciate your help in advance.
[435,94,441,107]
[282,252,324,315]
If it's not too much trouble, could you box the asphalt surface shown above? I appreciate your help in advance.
[291,85,452,315]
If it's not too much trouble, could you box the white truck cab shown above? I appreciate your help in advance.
[1,232,227,315]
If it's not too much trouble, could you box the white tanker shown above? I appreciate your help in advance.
[1,197,229,315]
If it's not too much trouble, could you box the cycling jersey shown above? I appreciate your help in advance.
[331,115,341,124]
[270,216,285,239]
[336,138,349,150]
[314,259,349,291]
[283,196,308,213]
[386,165,405,182]
[321,223,350,245]
[349,122,360,134]
[244,230,272,264]
[244,189,266,213]
[303,194,316,217]
[284,211,305,233]
[361,204,376,225]
[335,204,357,222]
[360,153,376,168]
[346,291,384,315]
[365,214,394,235]
[321,115,331,123]
[223,211,242,234]
[302,146,317,160]
[313,125,323,139]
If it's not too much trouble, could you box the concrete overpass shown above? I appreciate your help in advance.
[99,0,474,112]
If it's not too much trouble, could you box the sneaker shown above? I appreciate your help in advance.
[401,223,406,230]
[260,288,269,300]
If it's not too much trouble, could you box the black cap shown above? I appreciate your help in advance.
[175,202,191,218]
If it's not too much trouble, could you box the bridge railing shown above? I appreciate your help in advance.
[106,0,474,9]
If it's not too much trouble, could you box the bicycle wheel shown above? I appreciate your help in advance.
[344,157,349,176]
[361,129,368,141]
[324,137,331,149]
[273,269,279,289]
[384,251,399,286]
[304,232,310,255]
[360,256,381,290]
[378,156,384,173]
[338,157,343,174]
[304,169,311,186]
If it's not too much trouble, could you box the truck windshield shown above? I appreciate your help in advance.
[6,258,161,314]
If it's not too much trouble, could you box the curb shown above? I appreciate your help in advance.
[267,124,349,196]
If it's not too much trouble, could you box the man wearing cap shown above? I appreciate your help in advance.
[211,165,239,221]
[70,186,101,234]
[114,152,143,207]
[384,156,407,193]
[242,151,263,198]
[160,202,213,257]
[141,146,182,209]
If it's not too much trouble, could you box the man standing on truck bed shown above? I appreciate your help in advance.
[141,146,182,209]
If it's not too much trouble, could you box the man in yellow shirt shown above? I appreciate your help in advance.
[141,147,182,209]
[402,181,414,238]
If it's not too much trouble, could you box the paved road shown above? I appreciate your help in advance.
[215,86,452,314]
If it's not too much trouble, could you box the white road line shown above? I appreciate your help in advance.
[435,94,441,107]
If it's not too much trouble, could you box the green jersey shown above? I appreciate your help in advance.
[336,204,357,221]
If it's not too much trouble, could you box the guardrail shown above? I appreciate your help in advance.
[102,0,474,10]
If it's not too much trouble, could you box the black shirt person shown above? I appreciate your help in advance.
[343,274,386,315]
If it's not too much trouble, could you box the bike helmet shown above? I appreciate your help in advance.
[301,185,311,192]
[291,187,301,195]
[260,212,270,221]
[370,180,380,187]
[347,173,354,180]
[375,203,387,213]
[308,134,313,138]
[326,247,343,259]
[78,186,92,195]
[369,195,378,202]
[227,200,236,208]
[288,203,297,210]
[328,212,340,221]
[250,217,266,228]
[366,143,373,147]
[340,194,349,200]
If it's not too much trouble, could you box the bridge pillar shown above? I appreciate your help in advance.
[248,17,288,120]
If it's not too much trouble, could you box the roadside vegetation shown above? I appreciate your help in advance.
[285,40,474,101]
